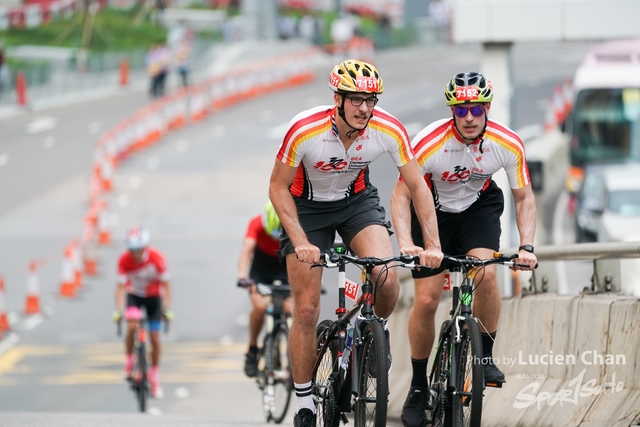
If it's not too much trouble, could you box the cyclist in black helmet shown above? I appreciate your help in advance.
[391,72,537,427]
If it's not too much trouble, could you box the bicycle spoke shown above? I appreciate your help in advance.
[313,320,341,427]
[354,321,388,427]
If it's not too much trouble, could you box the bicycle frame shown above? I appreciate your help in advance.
[431,253,536,427]
[312,248,420,427]
[254,281,293,424]
[313,251,381,405]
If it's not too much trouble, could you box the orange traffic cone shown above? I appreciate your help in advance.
[0,277,10,332]
[101,156,114,192]
[98,204,111,245]
[25,262,41,314]
[544,99,557,133]
[70,239,83,289]
[82,221,98,276]
[59,247,76,298]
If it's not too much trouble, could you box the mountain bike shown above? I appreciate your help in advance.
[240,280,294,424]
[312,246,421,427]
[429,252,536,427]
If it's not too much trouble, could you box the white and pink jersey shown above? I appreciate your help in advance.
[276,105,413,202]
[117,247,170,298]
[411,118,530,213]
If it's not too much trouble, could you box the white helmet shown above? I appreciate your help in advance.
[125,225,150,250]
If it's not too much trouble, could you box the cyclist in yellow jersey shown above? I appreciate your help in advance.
[269,59,443,427]
[391,72,537,427]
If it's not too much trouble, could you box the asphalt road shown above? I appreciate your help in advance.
[0,40,594,425]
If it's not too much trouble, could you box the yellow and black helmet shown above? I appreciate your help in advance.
[328,59,384,94]
[444,72,493,106]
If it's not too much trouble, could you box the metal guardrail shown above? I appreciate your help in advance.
[505,242,640,295]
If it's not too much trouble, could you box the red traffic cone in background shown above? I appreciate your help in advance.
[98,205,111,245]
[16,71,28,107]
[82,220,98,276]
[119,58,129,86]
[59,247,76,298]
[25,262,41,314]
[0,277,10,332]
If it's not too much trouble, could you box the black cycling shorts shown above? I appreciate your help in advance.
[279,185,391,257]
[126,294,162,322]
[410,180,504,278]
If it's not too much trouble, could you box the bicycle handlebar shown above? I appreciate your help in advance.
[315,249,420,270]
[441,253,538,271]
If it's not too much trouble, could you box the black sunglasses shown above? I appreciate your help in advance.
[346,96,378,107]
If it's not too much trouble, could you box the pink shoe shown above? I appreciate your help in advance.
[123,360,133,379]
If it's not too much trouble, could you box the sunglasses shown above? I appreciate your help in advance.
[346,96,378,107]
[454,105,485,118]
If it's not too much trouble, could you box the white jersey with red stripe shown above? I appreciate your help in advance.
[412,118,530,213]
[276,105,413,202]
[117,247,170,298]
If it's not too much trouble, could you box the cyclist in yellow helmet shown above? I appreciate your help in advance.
[237,201,291,378]
[269,59,443,427]
[391,72,537,427]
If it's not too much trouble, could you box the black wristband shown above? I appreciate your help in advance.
[518,244,534,253]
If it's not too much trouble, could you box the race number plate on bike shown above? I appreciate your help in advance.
[344,278,359,300]
[443,273,451,291]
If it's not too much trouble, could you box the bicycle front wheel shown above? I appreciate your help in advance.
[263,323,293,424]
[354,320,388,427]
[136,344,148,413]
[452,318,483,427]
[430,320,453,427]
[313,319,341,427]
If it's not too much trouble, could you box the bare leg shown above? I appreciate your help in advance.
[348,224,399,318]
[248,291,269,347]
[467,248,500,334]
[408,273,445,359]
[287,253,323,384]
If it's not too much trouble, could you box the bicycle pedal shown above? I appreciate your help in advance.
[340,413,349,424]
[485,381,503,388]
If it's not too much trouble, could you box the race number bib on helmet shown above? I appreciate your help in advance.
[356,76,379,92]
[455,86,479,101]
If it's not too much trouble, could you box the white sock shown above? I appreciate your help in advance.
[294,381,315,414]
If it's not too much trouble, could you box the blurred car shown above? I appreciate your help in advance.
[574,162,640,242]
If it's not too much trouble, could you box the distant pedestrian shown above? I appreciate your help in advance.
[175,42,190,88]
[146,42,170,98]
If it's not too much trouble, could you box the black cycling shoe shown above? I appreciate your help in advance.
[293,408,316,427]
[244,351,258,378]
[482,357,506,385]
[401,386,432,427]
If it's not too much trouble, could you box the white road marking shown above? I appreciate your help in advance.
[174,386,190,399]
[175,139,189,153]
[212,125,227,138]
[43,136,55,148]
[25,116,57,135]
[0,333,19,357]
[88,121,102,134]
[148,157,160,170]
[23,314,44,331]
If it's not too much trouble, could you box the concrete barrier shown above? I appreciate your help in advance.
[388,277,640,426]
